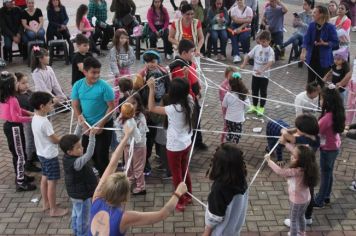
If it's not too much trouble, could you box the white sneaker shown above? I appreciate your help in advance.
[284,218,312,228]
[166,54,173,60]
[233,55,242,63]
[306,218,313,225]
[349,181,356,191]
[352,26,356,32]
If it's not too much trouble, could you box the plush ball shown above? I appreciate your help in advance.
[133,74,145,90]
[121,103,135,119]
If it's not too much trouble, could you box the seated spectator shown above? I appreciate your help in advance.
[147,0,173,59]
[21,0,46,45]
[332,3,351,48]
[87,0,114,51]
[229,0,253,63]
[110,0,138,36]
[0,0,24,62]
[46,0,74,57]
[340,0,356,31]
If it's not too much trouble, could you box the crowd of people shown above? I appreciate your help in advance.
[0,0,356,235]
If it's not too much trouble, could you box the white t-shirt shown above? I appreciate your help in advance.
[32,114,58,159]
[248,45,275,78]
[165,104,193,151]
[294,91,319,117]
[222,92,250,123]
[230,5,253,19]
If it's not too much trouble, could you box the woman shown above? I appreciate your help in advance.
[110,0,137,35]
[89,125,188,235]
[300,5,339,86]
[46,0,74,56]
[328,0,338,19]
[314,86,345,208]
[333,3,351,48]
[207,0,229,60]
[280,0,313,60]
[147,0,173,59]
[340,0,356,31]
[229,0,253,63]
[21,0,46,44]
[87,0,114,50]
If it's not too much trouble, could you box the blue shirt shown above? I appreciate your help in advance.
[295,135,320,152]
[264,6,285,33]
[71,78,114,125]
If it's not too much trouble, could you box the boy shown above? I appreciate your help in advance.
[30,91,68,217]
[71,57,115,177]
[294,81,320,117]
[240,30,275,116]
[71,34,93,86]
[169,39,208,150]
[59,127,97,236]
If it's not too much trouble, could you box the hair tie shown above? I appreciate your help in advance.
[232,72,241,79]
[327,83,336,90]
[32,46,40,52]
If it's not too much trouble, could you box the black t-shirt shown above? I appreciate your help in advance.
[71,52,93,85]
[295,135,320,153]
[331,63,350,92]
[21,8,43,25]
[17,91,34,112]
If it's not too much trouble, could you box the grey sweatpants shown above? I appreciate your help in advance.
[289,201,309,236]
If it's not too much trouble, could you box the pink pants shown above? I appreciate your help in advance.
[124,146,146,191]
[346,82,356,125]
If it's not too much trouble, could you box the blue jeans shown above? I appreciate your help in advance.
[3,35,15,50]
[282,33,303,56]
[271,31,283,46]
[71,198,91,236]
[22,28,46,44]
[314,149,339,206]
[210,29,228,56]
[230,23,251,56]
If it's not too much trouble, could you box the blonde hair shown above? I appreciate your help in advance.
[100,172,130,207]
[224,66,238,78]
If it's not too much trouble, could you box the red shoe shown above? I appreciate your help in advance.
[175,203,186,212]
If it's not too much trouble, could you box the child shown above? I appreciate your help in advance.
[109,28,135,106]
[0,71,36,191]
[266,119,290,166]
[15,72,41,172]
[72,34,93,86]
[116,95,148,195]
[265,145,319,236]
[147,77,194,212]
[294,81,320,117]
[203,143,248,236]
[346,59,356,126]
[240,30,275,116]
[76,4,100,55]
[221,72,250,143]
[322,47,350,102]
[59,127,97,236]
[30,91,68,216]
[31,47,68,107]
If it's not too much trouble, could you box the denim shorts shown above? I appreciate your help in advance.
[38,156,60,180]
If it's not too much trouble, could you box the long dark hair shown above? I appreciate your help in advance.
[290,145,319,188]
[0,72,16,103]
[208,143,247,190]
[30,47,48,72]
[151,0,164,14]
[320,87,345,133]
[229,77,249,101]
[166,78,192,132]
[76,4,88,28]
[47,0,62,10]
[129,92,145,116]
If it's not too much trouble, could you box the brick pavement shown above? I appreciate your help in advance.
[0,0,356,235]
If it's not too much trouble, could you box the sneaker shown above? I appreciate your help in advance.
[256,106,265,117]
[349,181,356,191]
[25,162,41,172]
[233,55,242,63]
[144,170,151,176]
[247,105,257,114]
[284,218,312,227]
[306,218,313,225]
[132,189,147,195]
[324,198,330,205]
[16,182,36,192]
[166,54,173,60]
[352,26,356,32]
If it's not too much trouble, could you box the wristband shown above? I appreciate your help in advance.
[173,192,181,199]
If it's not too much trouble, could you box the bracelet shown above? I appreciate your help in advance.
[173,192,181,199]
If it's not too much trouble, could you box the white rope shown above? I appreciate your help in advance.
[186,192,208,208]
[69,109,74,134]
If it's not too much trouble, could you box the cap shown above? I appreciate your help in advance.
[333,47,349,61]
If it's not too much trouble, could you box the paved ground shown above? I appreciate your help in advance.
[0,0,356,235]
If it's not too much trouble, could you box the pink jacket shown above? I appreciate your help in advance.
[319,112,341,151]
[0,96,31,123]
[147,7,170,33]
[268,161,310,204]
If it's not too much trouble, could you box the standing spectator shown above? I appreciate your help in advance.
[110,0,137,36]
[207,0,229,60]
[0,0,23,62]
[87,0,114,51]
[147,0,173,59]
[328,0,338,19]
[46,0,74,57]
[300,5,339,86]
[229,0,253,63]
[14,0,26,9]
[333,3,351,48]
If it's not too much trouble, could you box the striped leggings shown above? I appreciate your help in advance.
[289,201,309,236]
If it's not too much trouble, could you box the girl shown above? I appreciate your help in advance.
[109,29,135,106]
[15,72,41,173]
[0,71,36,191]
[221,72,250,143]
[203,143,248,236]
[314,85,345,208]
[265,145,319,236]
[76,4,100,55]
[89,126,188,235]
[116,94,148,195]
[328,0,338,19]
[147,77,193,212]
[31,47,68,107]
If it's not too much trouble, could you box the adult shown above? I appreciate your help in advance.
[168,3,205,55]
[147,0,173,59]
[21,0,46,46]
[332,3,351,48]
[300,5,339,86]
[328,0,338,20]
[87,0,114,51]
[207,0,229,60]
[110,0,137,35]
[89,125,188,236]
[46,0,74,56]
[340,0,356,31]
[280,0,313,60]
[229,0,253,63]
[0,0,23,62]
